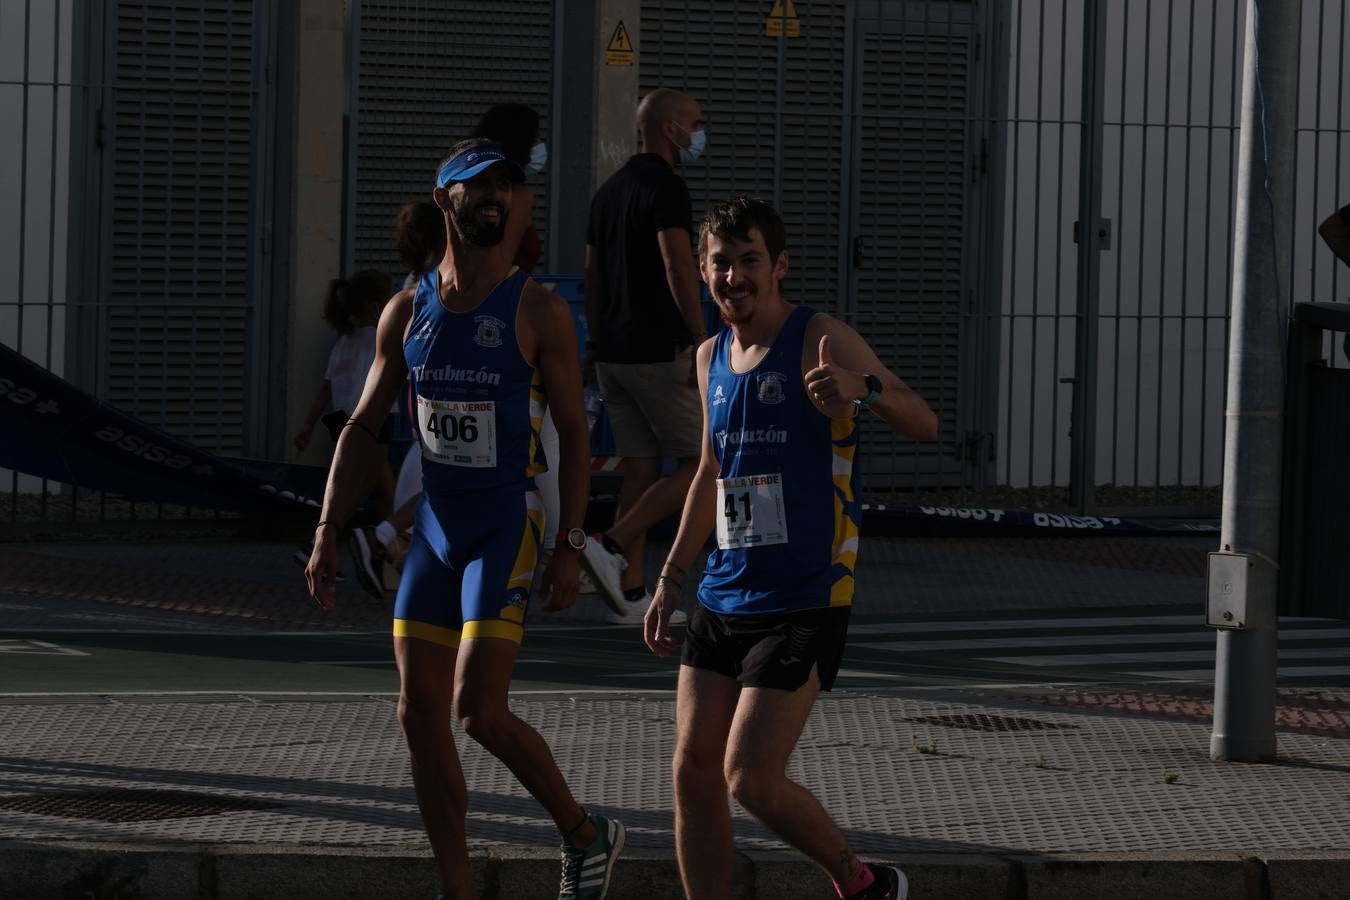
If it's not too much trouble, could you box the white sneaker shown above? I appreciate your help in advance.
[603,592,689,626]
[531,550,602,605]
[581,535,628,614]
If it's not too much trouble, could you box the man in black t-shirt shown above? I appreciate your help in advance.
[582,88,709,624]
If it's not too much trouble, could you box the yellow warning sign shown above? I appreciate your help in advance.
[605,20,635,66]
[765,0,801,38]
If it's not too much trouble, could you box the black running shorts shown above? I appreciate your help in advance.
[681,604,851,692]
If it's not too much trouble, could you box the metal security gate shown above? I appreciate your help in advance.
[347,0,556,278]
[2,0,274,526]
[997,1,1349,512]
[640,0,989,494]
[847,3,985,490]
[78,0,272,457]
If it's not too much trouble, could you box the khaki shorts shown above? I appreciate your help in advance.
[596,350,703,459]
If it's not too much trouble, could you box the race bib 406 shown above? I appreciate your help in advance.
[418,396,496,468]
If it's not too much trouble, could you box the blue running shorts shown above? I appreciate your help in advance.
[392,486,543,647]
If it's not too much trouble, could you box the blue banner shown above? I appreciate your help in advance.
[860,502,1218,536]
[0,341,322,510]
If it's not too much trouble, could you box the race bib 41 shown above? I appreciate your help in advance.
[716,473,789,549]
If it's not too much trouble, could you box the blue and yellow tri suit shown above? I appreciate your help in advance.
[395,268,547,647]
[698,305,861,616]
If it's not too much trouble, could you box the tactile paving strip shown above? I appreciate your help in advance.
[0,693,1347,853]
[1022,687,1350,739]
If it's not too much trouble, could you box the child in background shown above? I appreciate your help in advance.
[293,270,398,594]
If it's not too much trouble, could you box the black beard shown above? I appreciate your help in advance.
[453,203,506,248]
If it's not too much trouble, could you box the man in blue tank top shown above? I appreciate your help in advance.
[644,197,937,900]
[305,140,624,900]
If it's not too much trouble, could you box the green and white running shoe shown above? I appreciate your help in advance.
[558,813,625,900]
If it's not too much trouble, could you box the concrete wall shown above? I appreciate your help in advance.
[284,0,347,466]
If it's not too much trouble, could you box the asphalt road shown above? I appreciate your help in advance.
[5,605,1348,698]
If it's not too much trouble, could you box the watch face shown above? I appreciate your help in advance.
[567,528,587,551]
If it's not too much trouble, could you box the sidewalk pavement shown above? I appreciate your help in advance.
[2,535,1350,899]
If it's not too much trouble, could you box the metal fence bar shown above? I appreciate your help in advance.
[1337,0,1347,305]
[1197,0,1217,488]
[1051,0,1067,503]
[1152,0,1174,505]
[10,0,32,520]
[1176,0,1196,493]
[1107,0,1129,491]
[1071,0,1105,512]
[1003,0,1024,488]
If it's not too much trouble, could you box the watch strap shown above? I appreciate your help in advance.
[854,374,883,411]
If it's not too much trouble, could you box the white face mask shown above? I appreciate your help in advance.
[674,123,707,164]
[526,141,547,175]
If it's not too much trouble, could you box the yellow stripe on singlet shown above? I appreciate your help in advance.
[829,416,860,606]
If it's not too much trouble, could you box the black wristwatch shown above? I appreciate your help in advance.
[854,374,883,411]
[559,527,587,552]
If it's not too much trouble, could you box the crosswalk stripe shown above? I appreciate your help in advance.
[846,612,1349,684]
[848,615,1205,635]
[849,615,1338,637]
[1139,665,1350,679]
[984,646,1350,667]
[855,627,1350,654]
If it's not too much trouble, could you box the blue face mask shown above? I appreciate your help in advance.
[526,141,547,175]
[673,123,707,164]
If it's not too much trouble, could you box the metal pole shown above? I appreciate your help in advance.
[772,27,785,209]
[1070,0,1106,513]
[1210,0,1300,763]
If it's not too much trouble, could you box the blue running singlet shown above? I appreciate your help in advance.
[394,269,548,647]
[697,305,862,616]
[404,268,546,497]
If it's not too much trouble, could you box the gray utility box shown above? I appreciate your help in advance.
[1278,302,1350,619]
[1207,551,1251,628]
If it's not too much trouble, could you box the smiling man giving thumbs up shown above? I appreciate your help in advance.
[644,195,936,900]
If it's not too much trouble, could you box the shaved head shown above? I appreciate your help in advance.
[638,88,694,141]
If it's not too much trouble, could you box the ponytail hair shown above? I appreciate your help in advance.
[323,269,392,334]
[395,200,446,274]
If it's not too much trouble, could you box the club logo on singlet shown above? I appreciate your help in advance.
[473,315,505,349]
[711,384,728,406]
[756,371,787,406]
[410,319,434,341]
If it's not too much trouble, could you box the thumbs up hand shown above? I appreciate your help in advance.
[805,333,863,419]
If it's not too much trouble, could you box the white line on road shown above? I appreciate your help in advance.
[0,689,678,698]
[984,646,1349,667]
[856,628,1350,654]
[847,615,1337,636]
[0,640,89,656]
[1136,666,1350,680]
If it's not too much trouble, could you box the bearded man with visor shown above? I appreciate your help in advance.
[306,139,625,900]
